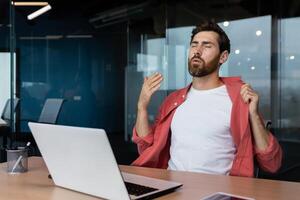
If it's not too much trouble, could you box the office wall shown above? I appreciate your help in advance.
[12,9,126,133]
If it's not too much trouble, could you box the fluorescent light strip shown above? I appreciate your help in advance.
[19,35,62,40]
[27,4,51,20]
[45,35,63,39]
[66,35,93,39]
[13,1,49,6]
[19,36,46,40]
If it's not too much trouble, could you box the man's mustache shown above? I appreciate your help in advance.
[191,54,204,62]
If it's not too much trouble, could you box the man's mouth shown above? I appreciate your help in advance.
[192,58,202,63]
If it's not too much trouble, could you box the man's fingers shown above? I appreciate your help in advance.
[144,74,162,90]
[148,72,161,80]
[242,92,252,103]
[149,76,163,89]
[150,83,161,93]
[149,73,162,84]
[241,83,251,89]
[242,90,258,104]
[143,77,148,83]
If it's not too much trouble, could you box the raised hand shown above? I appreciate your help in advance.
[137,72,163,110]
[240,84,259,116]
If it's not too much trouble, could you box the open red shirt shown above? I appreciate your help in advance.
[132,77,282,177]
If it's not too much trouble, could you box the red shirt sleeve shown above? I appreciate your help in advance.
[255,133,283,173]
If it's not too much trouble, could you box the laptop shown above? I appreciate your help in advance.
[28,122,182,200]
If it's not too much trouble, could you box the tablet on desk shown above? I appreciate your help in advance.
[201,192,255,200]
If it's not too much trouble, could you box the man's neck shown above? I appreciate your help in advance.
[192,74,224,90]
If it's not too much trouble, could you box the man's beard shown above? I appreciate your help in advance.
[188,55,220,77]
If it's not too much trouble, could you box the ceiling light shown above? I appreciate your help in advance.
[19,36,46,40]
[290,55,295,60]
[19,35,62,40]
[235,49,240,54]
[12,1,49,6]
[66,35,93,39]
[251,66,255,70]
[223,21,229,27]
[45,35,63,39]
[27,4,51,20]
[89,3,148,29]
[256,30,262,36]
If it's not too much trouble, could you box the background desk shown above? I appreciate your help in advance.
[1,157,300,200]
[0,118,7,126]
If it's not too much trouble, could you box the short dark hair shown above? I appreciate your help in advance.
[190,20,231,54]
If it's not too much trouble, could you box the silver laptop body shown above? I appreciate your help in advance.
[28,122,182,200]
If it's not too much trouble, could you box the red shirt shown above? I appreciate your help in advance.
[132,77,282,177]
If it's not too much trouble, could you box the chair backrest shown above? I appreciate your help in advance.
[1,98,19,122]
[38,98,64,124]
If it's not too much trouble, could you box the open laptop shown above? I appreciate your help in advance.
[28,122,182,200]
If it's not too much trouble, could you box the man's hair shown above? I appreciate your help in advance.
[190,20,231,54]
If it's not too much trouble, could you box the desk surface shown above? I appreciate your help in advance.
[1,157,300,200]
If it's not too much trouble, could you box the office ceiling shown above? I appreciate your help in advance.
[47,0,147,19]
[2,0,300,28]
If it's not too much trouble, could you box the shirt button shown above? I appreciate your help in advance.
[174,102,178,106]
[182,95,185,98]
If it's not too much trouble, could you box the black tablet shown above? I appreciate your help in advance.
[201,192,255,200]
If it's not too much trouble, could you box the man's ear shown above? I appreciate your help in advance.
[219,50,229,65]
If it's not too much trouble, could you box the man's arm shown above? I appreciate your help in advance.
[240,84,282,172]
[135,72,163,137]
[240,84,269,150]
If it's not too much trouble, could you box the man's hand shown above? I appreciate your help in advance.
[240,84,259,116]
[137,72,163,110]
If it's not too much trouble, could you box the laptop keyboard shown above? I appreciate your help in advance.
[125,182,158,196]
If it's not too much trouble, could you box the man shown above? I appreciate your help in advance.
[132,20,282,177]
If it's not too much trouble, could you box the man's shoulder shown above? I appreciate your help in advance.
[167,85,190,100]
[221,76,245,86]
[221,76,247,102]
[160,85,190,108]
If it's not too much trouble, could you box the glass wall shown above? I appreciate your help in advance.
[280,17,300,135]
[11,5,126,134]
[125,1,274,140]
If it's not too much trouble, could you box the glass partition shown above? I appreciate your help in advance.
[280,17,300,140]
[125,14,272,140]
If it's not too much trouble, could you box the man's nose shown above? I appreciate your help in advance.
[195,45,203,55]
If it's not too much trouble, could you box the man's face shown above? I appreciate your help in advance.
[188,31,223,77]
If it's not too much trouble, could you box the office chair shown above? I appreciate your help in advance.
[0,98,20,139]
[1,98,20,124]
[258,140,300,182]
[16,98,64,134]
[0,98,20,162]
[256,120,300,182]
[13,98,65,157]
[38,98,65,124]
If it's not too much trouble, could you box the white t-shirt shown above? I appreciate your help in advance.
[168,85,236,175]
